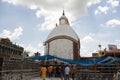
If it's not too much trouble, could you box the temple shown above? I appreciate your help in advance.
[44,10,80,60]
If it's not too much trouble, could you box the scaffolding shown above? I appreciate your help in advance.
[76,62,120,80]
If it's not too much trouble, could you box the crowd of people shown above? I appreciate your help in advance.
[40,64,76,80]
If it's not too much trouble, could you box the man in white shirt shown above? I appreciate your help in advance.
[64,65,70,80]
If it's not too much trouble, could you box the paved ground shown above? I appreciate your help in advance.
[31,77,62,80]
[31,77,74,80]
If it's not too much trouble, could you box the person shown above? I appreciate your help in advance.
[64,65,70,80]
[47,65,53,77]
[113,73,117,80]
[61,65,65,80]
[55,66,60,77]
[41,65,47,80]
[70,65,76,80]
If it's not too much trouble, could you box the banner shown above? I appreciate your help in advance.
[108,44,117,51]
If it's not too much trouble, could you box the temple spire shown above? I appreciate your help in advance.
[63,10,65,16]
[56,23,58,27]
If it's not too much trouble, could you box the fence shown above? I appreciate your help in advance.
[0,69,40,80]
[75,64,120,80]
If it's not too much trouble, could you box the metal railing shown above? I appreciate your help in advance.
[0,69,40,80]
[75,64,120,80]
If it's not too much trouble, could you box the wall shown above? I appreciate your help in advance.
[48,39,73,59]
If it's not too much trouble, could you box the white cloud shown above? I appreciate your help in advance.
[87,0,101,7]
[80,35,97,57]
[80,34,111,57]
[115,40,120,42]
[38,42,43,47]
[2,0,100,31]
[101,19,120,28]
[0,26,23,40]
[107,0,119,7]
[22,42,44,56]
[11,27,23,40]
[106,19,120,26]
[81,35,94,43]
[95,6,109,15]
[36,10,59,31]
[29,5,38,10]
[38,42,44,55]
[23,44,38,56]
[0,30,11,38]
[115,40,120,48]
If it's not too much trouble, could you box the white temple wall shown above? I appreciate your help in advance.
[48,39,73,59]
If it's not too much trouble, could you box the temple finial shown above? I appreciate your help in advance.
[56,23,58,26]
[63,10,65,16]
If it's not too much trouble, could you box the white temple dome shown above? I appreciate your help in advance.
[45,10,79,43]
[45,25,79,43]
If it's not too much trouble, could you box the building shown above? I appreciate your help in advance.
[94,44,120,57]
[0,38,24,70]
[34,52,41,56]
[44,11,80,60]
[92,53,98,57]
[105,44,120,57]
[0,38,40,79]
[0,38,24,59]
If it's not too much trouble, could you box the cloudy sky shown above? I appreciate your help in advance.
[0,0,120,57]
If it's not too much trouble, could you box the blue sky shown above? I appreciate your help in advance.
[0,0,120,57]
